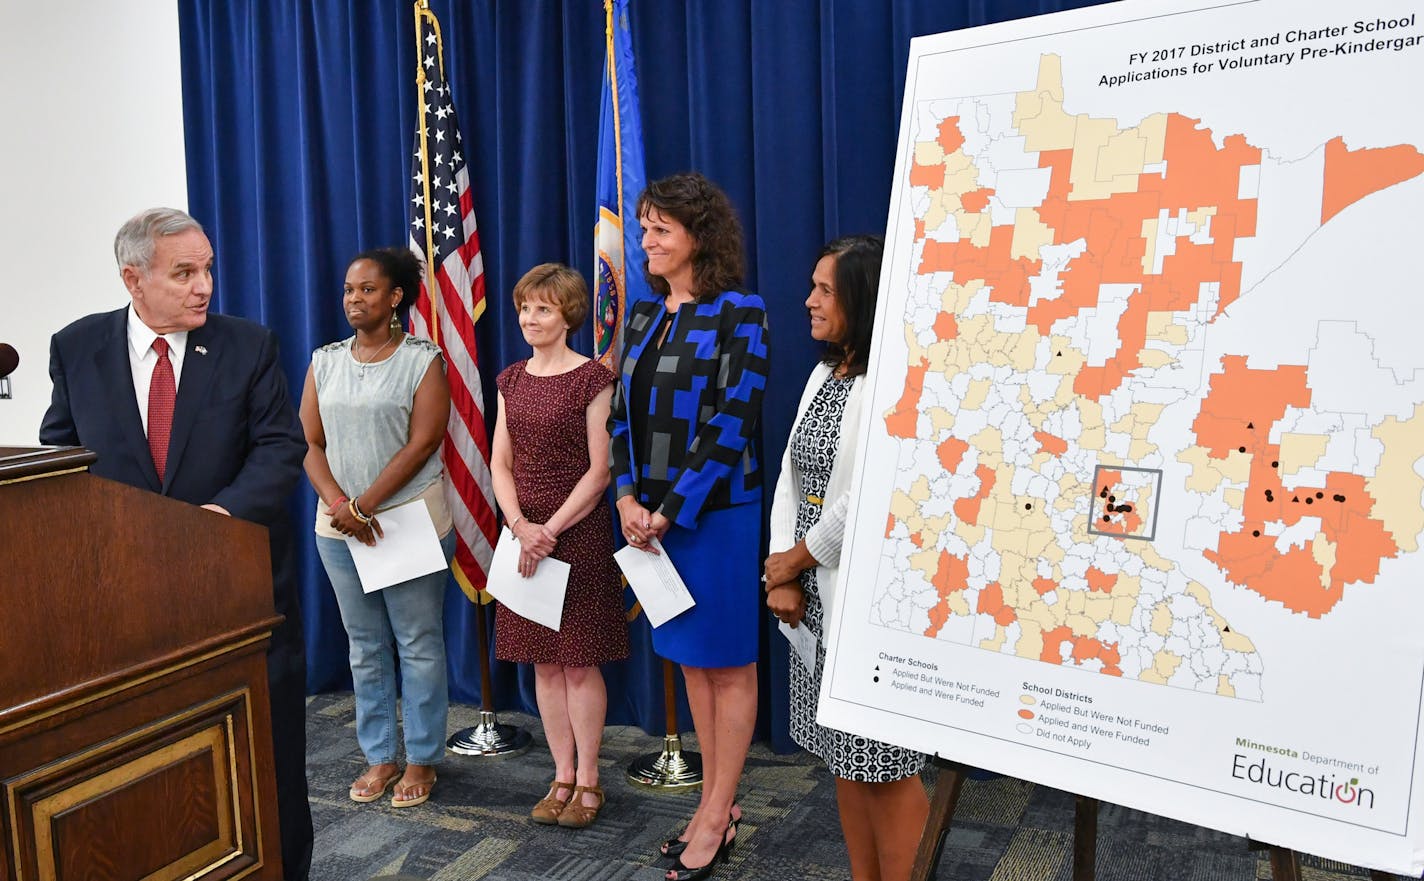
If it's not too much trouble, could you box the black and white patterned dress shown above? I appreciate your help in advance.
[788,374,928,782]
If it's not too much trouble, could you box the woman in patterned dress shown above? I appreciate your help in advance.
[764,235,929,881]
[610,173,769,880]
[490,263,625,829]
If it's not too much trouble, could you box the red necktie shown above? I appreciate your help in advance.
[148,337,176,481]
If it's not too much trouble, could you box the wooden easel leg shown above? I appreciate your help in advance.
[1267,846,1301,881]
[910,760,968,881]
[1073,795,1099,881]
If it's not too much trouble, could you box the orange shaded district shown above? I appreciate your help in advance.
[1040,626,1122,675]
[954,464,996,525]
[925,552,971,637]
[909,160,944,190]
[1195,357,1400,617]
[975,581,1016,627]
[1094,471,1144,535]
[919,225,1039,306]
[1085,566,1117,593]
[933,312,959,340]
[961,187,995,213]
[1191,355,1310,460]
[885,357,928,439]
[1034,430,1068,457]
[937,436,969,472]
[937,116,965,154]
[1032,577,1057,596]
[1321,136,1424,224]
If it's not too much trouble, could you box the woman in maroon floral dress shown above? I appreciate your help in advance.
[491,263,627,829]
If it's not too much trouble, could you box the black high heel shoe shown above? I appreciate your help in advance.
[664,816,735,881]
[661,806,740,858]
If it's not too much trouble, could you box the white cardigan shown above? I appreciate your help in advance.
[768,361,865,614]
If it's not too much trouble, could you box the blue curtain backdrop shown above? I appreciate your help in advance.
[178,0,1106,751]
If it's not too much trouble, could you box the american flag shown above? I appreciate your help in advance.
[408,10,498,602]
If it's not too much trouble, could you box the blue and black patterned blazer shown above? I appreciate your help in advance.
[609,290,770,529]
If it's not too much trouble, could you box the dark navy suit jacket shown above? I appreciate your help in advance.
[38,306,307,627]
[39,305,314,877]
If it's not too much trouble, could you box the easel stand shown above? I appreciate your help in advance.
[447,598,532,757]
[626,659,703,791]
[1246,839,1399,881]
[911,758,1098,881]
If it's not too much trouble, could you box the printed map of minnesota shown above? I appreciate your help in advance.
[879,55,1424,698]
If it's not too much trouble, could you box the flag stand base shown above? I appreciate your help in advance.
[626,734,702,791]
[447,711,532,757]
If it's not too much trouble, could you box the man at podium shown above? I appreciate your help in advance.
[38,207,314,881]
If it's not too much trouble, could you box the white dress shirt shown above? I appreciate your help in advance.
[127,304,189,436]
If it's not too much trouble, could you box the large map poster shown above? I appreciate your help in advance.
[817,0,1424,872]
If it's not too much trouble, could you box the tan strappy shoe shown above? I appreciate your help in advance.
[556,784,605,828]
[531,780,575,824]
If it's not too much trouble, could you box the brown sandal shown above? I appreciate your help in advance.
[557,784,605,829]
[531,780,575,824]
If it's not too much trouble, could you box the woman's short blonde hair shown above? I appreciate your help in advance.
[511,263,590,329]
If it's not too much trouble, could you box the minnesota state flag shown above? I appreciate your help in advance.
[594,0,653,369]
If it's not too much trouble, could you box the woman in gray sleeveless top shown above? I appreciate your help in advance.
[299,247,454,809]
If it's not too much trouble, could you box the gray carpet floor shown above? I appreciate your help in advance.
[305,694,1397,880]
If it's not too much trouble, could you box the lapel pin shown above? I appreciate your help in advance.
[194,345,208,355]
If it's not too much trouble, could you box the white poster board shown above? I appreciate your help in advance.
[818,0,1424,873]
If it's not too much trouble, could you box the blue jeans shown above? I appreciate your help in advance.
[316,531,455,766]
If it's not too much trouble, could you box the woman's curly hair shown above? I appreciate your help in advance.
[636,172,745,300]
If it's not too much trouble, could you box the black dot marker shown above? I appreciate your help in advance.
[1238,446,1246,453]
[1025,503,1032,510]
[1305,497,1313,505]
[1333,494,1346,502]
[1252,530,1260,537]
[1315,492,1323,499]
[1271,461,1279,468]
[1102,514,1111,522]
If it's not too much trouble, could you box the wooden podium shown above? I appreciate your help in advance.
[0,447,283,881]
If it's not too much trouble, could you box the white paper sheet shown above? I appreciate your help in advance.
[345,499,448,593]
[483,527,570,631]
[613,537,695,627]
[779,619,819,673]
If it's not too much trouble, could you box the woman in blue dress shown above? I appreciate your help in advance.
[610,172,769,881]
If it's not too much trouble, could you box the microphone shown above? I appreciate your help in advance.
[0,344,16,399]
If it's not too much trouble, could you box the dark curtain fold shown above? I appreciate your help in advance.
[178,0,1106,752]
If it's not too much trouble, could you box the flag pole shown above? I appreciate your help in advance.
[600,0,701,792]
[414,1,439,346]
[415,0,529,759]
